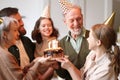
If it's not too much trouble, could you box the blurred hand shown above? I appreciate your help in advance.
[50,61,59,69]
[34,56,52,64]
[55,57,72,70]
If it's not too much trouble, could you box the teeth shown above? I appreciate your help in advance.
[45,31,49,33]
[74,28,79,31]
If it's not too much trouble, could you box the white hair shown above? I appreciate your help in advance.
[0,17,18,41]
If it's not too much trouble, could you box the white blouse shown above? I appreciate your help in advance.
[83,51,116,80]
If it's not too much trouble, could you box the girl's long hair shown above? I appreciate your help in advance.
[91,24,120,78]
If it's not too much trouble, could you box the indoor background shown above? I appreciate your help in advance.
[0,0,119,40]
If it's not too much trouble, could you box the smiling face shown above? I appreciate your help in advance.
[10,13,26,36]
[39,18,53,38]
[64,7,83,36]
[5,21,20,46]
[87,29,99,50]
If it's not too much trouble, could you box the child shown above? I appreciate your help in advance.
[56,24,120,80]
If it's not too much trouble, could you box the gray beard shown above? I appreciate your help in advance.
[69,29,81,36]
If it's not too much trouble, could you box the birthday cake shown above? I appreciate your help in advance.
[44,39,64,58]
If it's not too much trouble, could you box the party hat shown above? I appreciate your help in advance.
[59,0,73,15]
[0,18,3,24]
[103,12,115,27]
[41,5,50,18]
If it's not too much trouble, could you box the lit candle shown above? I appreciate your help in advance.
[48,41,52,49]
[52,39,58,49]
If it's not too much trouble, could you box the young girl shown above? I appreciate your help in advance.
[32,17,59,57]
[56,24,120,80]
[31,5,59,80]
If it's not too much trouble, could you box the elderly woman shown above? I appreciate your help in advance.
[0,17,55,80]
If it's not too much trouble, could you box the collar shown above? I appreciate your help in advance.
[95,53,111,65]
[66,27,86,41]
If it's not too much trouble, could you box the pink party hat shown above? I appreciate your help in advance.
[41,5,50,18]
[59,0,73,15]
